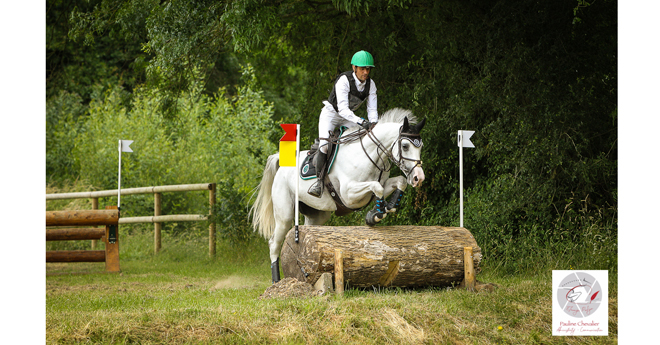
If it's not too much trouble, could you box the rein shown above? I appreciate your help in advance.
[318,123,423,214]
[321,123,423,180]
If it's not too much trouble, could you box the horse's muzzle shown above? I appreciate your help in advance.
[410,166,425,187]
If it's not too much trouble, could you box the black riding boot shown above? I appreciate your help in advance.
[308,151,327,198]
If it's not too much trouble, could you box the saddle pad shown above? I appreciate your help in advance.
[300,126,347,180]
[300,143,339,180]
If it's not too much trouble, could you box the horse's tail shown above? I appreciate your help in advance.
[250,153,279,239]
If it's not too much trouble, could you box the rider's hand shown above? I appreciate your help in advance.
[360,119,371,130]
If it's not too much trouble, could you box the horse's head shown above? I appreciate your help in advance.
[395,117,426,187]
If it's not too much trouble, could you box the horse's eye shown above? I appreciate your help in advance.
[402,143,409,151]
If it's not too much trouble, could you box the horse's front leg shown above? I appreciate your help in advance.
[343,180,385,202]
[366,176,407,226]
[382,175,408,213]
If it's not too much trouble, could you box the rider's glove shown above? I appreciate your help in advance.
[360,119,371,130]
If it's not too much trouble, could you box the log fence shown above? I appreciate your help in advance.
[46,206,120,272]
[46,183,217,256]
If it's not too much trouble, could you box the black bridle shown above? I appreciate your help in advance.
[358,125,423,180]
[322,123,424,180]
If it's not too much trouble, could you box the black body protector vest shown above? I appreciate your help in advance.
[327,71,371,112]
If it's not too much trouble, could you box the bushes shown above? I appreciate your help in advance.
[49,67,277,226]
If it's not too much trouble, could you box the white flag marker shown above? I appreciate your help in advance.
[458,130,476,227]
[121,140,134,152]
[458,131,475,148]
[118,140,134,209]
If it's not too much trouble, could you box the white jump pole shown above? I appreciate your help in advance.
[118,140,133,210]
[459,134,464,227]
[294,124,301,242]
[118,140,122,209]
[457,130,475,228]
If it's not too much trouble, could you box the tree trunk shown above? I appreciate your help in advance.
[281,225,481,288]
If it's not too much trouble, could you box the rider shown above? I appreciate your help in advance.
[308,50,379,197]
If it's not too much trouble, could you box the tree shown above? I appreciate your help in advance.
[48,0,617,268]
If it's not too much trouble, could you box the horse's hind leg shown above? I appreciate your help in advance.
[269,221,290,283]
[269,195,294,283]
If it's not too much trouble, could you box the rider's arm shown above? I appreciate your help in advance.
[335,75,364,125]
[366,79,378,123]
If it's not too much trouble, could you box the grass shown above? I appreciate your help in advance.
[46,227,618,344]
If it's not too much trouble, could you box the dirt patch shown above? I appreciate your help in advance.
[259,277,318,299]
[209,275,259,291]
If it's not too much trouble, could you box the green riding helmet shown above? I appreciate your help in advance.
[351,50,375,68]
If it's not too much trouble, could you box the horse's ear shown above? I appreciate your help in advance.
[414,118,426,133]
[402,117,410,133]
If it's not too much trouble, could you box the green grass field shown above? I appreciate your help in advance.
[46,229,617,344]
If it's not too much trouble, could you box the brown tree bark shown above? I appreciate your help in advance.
[281,225,481,288]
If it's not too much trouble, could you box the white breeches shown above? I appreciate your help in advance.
[318,106,357,154]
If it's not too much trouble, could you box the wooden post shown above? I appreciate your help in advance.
[154,192,161,254]
[463,247,475,291]
[209,183,216,257]
[91,198,99,250]
[334,249,344,297]
[104,206,120,272]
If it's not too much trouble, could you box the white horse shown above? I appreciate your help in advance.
[251,108,426,283]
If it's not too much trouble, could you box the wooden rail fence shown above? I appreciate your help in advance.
[46,206,120,272]
[46,183,217,256]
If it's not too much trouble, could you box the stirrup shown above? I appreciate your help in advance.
[308,179,323,198]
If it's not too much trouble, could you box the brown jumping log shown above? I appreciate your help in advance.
[46,210,119,227]
[46,228,105,241]
[46,250,106,262]
[280,225,482,288]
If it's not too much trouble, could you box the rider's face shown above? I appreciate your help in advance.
[353,66,371,82]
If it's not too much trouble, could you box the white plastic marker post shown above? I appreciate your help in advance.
[295,124,301,241]
[118,140,133,209]
[457,130,475,227]
[278,124,300,242]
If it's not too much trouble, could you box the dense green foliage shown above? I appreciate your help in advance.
[47,0,617,273]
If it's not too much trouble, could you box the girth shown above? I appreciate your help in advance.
[323,177,354,217]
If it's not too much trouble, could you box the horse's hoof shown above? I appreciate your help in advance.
[365,209,385,226]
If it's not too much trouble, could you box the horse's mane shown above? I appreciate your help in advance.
[341,108,417,136]
[378,108,418,125]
